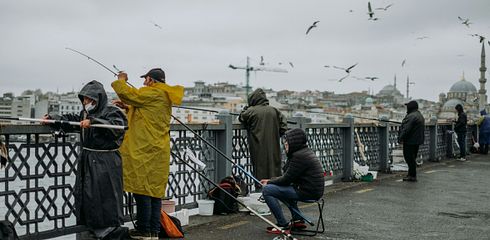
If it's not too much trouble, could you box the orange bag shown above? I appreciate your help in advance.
[160,209,184,238]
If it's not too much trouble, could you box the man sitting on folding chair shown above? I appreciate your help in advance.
[260,128,325,234]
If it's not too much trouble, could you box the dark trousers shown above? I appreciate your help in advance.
[134,194,161,234]
[481,144,489,154]
[403,144,419,178]
[456,132,466,157]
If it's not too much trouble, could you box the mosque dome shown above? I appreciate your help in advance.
[448,79,477,93]
[442,98,464,110]
[365,97,374,104]
[378,85,403,96]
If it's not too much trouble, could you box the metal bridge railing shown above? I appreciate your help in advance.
[0,114,465,239]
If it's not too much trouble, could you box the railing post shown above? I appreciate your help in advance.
[429,117,438,162]
[446,124,455,158]
[216,111,233,182]
[289,113,311,130]
[378,116,390,172]
[342,116,354,181]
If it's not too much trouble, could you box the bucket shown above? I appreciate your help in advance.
[162,200,176,213]
[197,200,214,216]
[237,197,251,212]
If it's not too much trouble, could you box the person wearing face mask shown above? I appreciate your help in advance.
[43,80,128,239]
[111,68,184,240]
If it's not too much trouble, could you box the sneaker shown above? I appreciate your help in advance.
[289,220,307,230]
[402,176,417,182]
[266,226,290,235]
[128,229,152,240]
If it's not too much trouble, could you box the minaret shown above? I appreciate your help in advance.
[394,74,397,89]
[479,42,487,110]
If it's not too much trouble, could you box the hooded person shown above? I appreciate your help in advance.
[239,88,287,181]
[111,68,184,239]
[453,104,468,160]
[260,128,325,233]
[477,110,490,154]
[398,100,425,182]
[43,80,128,238]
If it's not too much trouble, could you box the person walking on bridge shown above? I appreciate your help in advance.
[398,100,425,182]
[454,104,468,161]
[239,88,288,182]
[112,68,184,239]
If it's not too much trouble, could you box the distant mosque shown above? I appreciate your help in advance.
[438,43,488,121]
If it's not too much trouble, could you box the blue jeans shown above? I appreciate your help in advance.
[262,184,305,226]
[134,194,161,233]
[457,132,466,157]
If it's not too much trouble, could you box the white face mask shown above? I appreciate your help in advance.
[84,102,96,112]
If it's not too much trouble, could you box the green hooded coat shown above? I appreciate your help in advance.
[239,89,287,180]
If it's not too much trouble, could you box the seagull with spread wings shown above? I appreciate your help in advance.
[470,34,486,43]
[306,21,319,35]
[416,36,429,40]
[367,2,378,20]
[365,76,379,81]
[458,16,472,28]
[333,63,358,74]
[376,3,393,11]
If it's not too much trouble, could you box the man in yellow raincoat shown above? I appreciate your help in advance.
[112,68,184,239]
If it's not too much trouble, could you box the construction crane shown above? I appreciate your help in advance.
[228,56,288,97]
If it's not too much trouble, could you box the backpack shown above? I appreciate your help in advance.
[207,176,240,214]
[0,221,19,240]
[159,210,184,238]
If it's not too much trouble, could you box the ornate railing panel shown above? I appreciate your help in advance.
[304,124,345,177]
[354,125,379,169]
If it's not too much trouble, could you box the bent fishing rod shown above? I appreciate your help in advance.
[65,47,136,88]
[64,48,288,184]
[0,117,128,130]
[171,151,297,240]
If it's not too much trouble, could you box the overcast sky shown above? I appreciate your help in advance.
[1,0,489,101]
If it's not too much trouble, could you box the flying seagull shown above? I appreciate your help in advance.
[376,3,393,11]
[365,76,379,81]
[401,59,406,67]
[150,20,163,29]
[367,2,377,20]
[260,56,265,65]
[458,16,472,28]
[416,36,429,40]
[333,63,358,73]
[470,34,486,43]
[306,21,319,35]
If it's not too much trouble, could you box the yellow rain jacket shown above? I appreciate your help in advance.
[112,79,184,198]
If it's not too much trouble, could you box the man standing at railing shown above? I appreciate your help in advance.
[112,68,184,239]
[398,100,425,182]
[454,104,468,161]
[239,88,288,183]
[43,80,128,239]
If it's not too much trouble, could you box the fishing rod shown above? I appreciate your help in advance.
[171,115,263,186]
[171,151,297,240]
[65,47,136,88]
[298,110,402,124]
[0,117,128,130]
[172,105,298,124]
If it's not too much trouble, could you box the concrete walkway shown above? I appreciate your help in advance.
[183,154,490,240]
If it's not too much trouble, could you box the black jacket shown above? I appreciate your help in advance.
[268,128,325,200]
[398,107,425,146]
[51,80,127,228]
[454,112,467,133]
